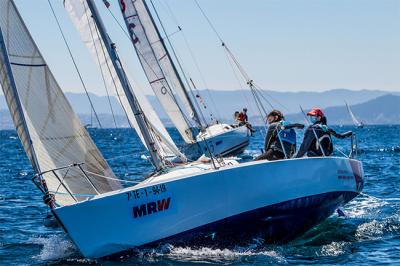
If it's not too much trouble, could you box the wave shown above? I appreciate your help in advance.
[29,234,77,261]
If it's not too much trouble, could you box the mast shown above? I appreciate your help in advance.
[0,24,41,175]
[143,0,202,128]
[86,0,165,171]
[118,0,202,143]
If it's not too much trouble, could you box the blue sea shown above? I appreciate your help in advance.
[0,125,399,265]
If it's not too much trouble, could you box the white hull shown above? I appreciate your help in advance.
[194,124,250,157]
[54,157,363,258]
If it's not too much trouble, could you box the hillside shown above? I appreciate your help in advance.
[0,90,399,129]
[285,94,400,125]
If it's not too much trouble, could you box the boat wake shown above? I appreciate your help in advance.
[30,234,77,261]
[124,241,286,265]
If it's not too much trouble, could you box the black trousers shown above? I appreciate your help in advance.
[255,149,285,161]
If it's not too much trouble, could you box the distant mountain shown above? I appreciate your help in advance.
[0,89,399,129]
[195,88,400,119]
[285,94,400,125]
[1,89,399,118]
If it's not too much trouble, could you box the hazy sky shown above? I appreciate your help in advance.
[7,0,400,96]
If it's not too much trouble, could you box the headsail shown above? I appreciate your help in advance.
[118,0,200,144]
[64,0,186,162]
[0,0,121,206]
[345,102,363,127]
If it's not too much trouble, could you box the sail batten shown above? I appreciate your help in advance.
[0,0,122,206]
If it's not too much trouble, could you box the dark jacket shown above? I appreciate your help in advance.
[264,121,304,158]
[296,122,352,158]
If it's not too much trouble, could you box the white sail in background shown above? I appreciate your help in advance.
[0,0,122,206]
[345,102,363,127]
[64,0,186,161]
[118,0,199,144]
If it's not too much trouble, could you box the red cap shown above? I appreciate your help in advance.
[307,107,324,117]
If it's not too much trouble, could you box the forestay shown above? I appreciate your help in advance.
[118,0,198,144]
[64,0,185,161]
[0,0,122,206]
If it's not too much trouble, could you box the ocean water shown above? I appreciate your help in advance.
[0,125,399,265]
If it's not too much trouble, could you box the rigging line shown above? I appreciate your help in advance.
[189,78,210,126]
[152,1,221,125]
[156,0,221,123]
[91,4,165,158]
[91,11,134,130]
[192,1,273,118]
[223,40,289,113]
[47,0,103,129]
[250,87,268,136]
[149,0,203,128]
[193,0,224,43]
[82,2,118,128]
[85,2,169,158]
[223,47,257,118]
[253,82,290,112]
[252,84,274,110]
[101,1,195,129]
[100,1,194,129]
[105,7,131,40]
[130,3,196,130]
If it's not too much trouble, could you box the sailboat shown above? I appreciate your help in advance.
[116,0,250,158]
[1,0,364,259]
[345,102,364,128]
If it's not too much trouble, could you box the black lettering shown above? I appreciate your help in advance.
[133,204,147,218]
[147,202,157,215]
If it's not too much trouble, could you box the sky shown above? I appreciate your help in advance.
[6,0,400,96]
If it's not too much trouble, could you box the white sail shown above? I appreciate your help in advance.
[345,102,363,127]
[118,0,198,144]
[0,0,122,206]
[64,0,186,161]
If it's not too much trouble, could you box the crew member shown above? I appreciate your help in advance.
[296,108,353,158]
[255,110,304,161]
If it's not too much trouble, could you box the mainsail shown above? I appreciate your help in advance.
[345,102,363,127]
[64,0,185,162]
[0,0,121,206]
[118,0,200,144]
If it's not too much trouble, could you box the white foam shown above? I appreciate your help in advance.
[139,243,286,264]
[30,235,76,261]
[320,241,348,256]
[355,219,400,241]
[344,193,388,218]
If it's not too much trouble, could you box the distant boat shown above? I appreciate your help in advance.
[345,102,364,128]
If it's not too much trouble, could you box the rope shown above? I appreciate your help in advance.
[149,0,205,128]
[156,0,221,123]
[84,169,141,184]
[47,0,103,128]
[82,1,118,128]
[193,0,224,43]
[103,2,196,131]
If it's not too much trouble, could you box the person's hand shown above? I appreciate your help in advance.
[344,131,353,137]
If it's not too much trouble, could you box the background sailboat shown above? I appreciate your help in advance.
[345,101,364,128]
[117,0,250,158]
